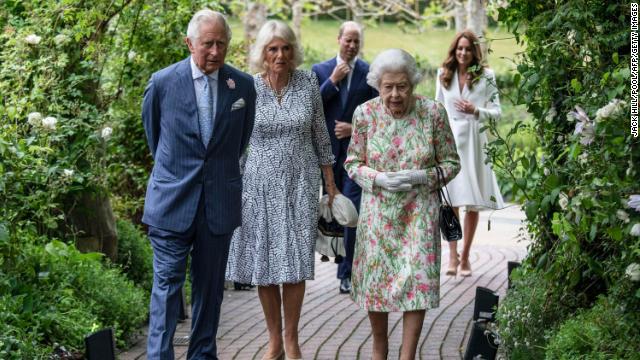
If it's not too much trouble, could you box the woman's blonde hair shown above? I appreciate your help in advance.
[249,20,304,73]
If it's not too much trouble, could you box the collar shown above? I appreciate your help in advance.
[190,56,220,81]
[336,54,357,69]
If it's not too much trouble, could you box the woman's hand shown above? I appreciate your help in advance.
[454,99,477,115]
[325,182,339,208]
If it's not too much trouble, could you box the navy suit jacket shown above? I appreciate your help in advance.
[311,58,377,161]
[142,58,255,234]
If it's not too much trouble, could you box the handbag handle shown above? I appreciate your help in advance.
[435,166,454,208]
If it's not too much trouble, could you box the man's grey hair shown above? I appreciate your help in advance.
[338,21,364,47]
[366,49,423,91]
[249,20,304,73]
[186,9,231,42]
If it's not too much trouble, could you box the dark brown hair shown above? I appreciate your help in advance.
[439,30,485,91]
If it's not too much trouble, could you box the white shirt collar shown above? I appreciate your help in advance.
[190,56,219,81]
[336,54,357,69]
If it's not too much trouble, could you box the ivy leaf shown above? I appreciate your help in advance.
[612,52,619,64]
[525,200,539,221]
[0,223,8,244]
[570,78,582,93]
[536,252,548,269]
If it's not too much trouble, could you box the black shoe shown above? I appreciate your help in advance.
[339,278,352,294]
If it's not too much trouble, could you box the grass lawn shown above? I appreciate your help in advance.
[229,19,522,75]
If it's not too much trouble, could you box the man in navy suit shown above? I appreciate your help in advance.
[312,22,378,294]
[142,9,255,359]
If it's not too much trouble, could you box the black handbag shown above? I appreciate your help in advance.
[436,166,463,241]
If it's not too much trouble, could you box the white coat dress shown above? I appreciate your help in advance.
[435,68,504,210]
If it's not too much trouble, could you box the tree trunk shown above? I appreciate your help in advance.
[66,192,118,262]
[243,2,267,63]
[454,0,466,33]
[467,0,488,59]
[467,0,486,37]
[292,0,303,42]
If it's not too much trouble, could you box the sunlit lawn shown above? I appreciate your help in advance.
[229,19,522,75]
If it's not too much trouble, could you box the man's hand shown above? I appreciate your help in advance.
[329,62,351,86]
[334,120,352,139]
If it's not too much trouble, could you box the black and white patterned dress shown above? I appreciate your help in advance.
[226,70,334,285]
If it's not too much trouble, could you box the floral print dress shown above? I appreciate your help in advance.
[344,96,460,312]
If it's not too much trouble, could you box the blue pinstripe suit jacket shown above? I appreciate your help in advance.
[142,58,256,234]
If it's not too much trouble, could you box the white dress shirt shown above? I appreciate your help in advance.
[190,57,219,124]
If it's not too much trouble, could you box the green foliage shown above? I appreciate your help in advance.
[491,0,639,357]
[116,219,153,292]
[496,266,577,359]
[545,296,640,359]
[0,236,146,355]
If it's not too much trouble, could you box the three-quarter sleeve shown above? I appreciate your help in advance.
[424,102,460,190]
[477,70,501,123]
[344,104,379,192]
[309,71,335,165]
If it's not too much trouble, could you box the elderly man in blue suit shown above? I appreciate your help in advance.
[142,9,255,359]
[312,22,378,294]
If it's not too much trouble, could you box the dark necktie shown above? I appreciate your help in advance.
[340,76,349,107]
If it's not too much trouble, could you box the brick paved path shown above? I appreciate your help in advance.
[120,207,526,360]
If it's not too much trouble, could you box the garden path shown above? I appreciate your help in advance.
[120,205,527,360]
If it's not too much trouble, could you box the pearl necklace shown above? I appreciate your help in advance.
[267,71,290,103]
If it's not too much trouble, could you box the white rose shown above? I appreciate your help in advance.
[595,99,626,121]
[27,112,42,126]
[54,34,68,45]
[625,263,640,281]
[543,168,550,176]
[545,107,557,123]
[101,126,113,140]
[631,223,640,237]
[578,152,588,164]
[559,192,569,210]
[127,50,137,61]
[63,169,74,177]
[616,210,630,223]
[567,30,576,46]
[41,116,57,130]
[25,34,42,45]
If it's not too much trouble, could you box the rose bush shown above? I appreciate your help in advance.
[487,0,639,357]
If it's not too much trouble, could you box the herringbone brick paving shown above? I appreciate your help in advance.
[120,207,526,359]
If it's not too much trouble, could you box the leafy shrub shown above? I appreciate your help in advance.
[490,0,639,357]
[496,266,577,359]
[43,241,147,347]
[116,219,153,292]
[0,237,146,354]
[545,297,640,359]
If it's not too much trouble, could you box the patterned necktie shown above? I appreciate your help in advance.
[340,76,349,107]
[199,77,214,146]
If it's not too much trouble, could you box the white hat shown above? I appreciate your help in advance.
[319,194,359,227]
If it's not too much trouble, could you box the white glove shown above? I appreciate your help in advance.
[394,169,429,185]
[374,172,412,192]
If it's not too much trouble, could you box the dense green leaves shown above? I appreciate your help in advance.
[491,0,640,358]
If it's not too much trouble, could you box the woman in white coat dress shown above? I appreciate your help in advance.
[436,30,504,277]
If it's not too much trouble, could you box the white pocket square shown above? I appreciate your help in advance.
[231,98,245,111]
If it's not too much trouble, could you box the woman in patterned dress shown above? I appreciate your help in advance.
[225,20,338,360]
[436,31,504,278]
[344,49,460,359]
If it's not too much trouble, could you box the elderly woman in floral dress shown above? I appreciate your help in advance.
[344,49,460,359]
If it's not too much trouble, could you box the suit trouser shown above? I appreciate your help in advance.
[335,161,362,280]
[147,195,232,360]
